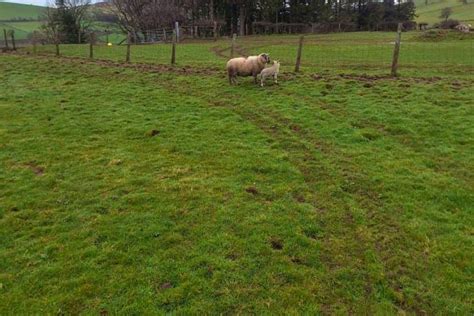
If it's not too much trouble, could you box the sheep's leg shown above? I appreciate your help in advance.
[274,73,278,84]
[261,75,265,87]
[229,74,237,85]
[253,72,258,84]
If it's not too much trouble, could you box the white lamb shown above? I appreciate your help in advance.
[260,60,280,87]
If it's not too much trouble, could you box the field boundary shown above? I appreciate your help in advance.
[4,51,473,86]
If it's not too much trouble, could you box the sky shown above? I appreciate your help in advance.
[1,0,49,5]
[1,0,98,6]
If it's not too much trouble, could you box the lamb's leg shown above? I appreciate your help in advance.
[261,75,265,87]
[274,73,278,84]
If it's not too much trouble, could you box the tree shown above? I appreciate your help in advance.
[440,7,452,22]
[112,0,185,40]
[42,0,91,44]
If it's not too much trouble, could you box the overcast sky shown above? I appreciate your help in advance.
[1,0,48,5]
[1,0,98,6]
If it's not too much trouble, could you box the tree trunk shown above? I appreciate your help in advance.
[239,6,246,36]
[210,0,214,22]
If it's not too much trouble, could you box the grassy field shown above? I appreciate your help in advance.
[414,0,474,24]
[29,32,474,78]
[0,2,44,21]
[1,33,473,314]
[0,21,42,40]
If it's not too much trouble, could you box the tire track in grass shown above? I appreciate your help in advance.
[196,93,394,312]
[189,82,432,313]
[242,100,435,314]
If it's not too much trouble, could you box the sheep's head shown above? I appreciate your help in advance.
[259,53,270,64]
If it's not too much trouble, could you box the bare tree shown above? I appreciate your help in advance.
[42,0,91,44]
[112,0,185,41]
[440,7,452,22]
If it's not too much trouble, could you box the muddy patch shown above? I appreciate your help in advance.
[245,186,259,195]
[24,161,44,176]
[270,238,283,250]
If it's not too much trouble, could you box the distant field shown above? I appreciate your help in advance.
[0,2,44,21]
[414,0,474,24]
[0,21,42,40]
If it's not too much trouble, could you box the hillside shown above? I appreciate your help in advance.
[414,0,474,24]
[0,2,45,21]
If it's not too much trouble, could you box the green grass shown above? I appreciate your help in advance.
[414,0,474,24]
[1,33,473,314]
[29,32,474,78]
[0,20,42,40]
[0,2,45,21]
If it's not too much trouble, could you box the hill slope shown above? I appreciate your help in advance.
[0,2,45,21]
[414,0,474,24]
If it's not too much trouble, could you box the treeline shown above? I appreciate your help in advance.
[42,0,416,44]
[109,0,416,35]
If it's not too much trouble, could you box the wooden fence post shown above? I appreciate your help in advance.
[175,22,180,43]
[163,28,167,42]
[213,21,218,41]
[391,23,402,77]
[3,29,9,50]
[89,32,94,59]
[55,34,60,56]
[231,33,236,58]
[171,30,176,65]
[126,32,131,63]
[10,30,16,51]
[295,35,304,72]
[32,33,37,54]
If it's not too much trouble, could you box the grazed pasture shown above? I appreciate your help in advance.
[29,32,474,78]
[1,33,473,314]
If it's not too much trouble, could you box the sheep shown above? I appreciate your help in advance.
[455,24,470,33]
[260,60,281,87]
[226,53,270,85]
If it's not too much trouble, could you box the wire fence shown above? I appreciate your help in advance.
[2,27,473,78]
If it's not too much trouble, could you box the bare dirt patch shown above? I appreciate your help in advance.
[24,161,44,176]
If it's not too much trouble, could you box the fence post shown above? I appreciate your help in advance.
[32,33,37,54]
[55,35,60,56]
[171,30,176,65]
[295,35,304,72]
[391,23,402,77]
[126,32,131,63]
[231,33,236,58]
[175,22,180,43]
[10,30,16,51]
[89,32,94,59]
[3,29,9,50]
[213,21,218,41]
[162,28,167,42]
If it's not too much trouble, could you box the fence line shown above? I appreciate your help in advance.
[4,29,472,77]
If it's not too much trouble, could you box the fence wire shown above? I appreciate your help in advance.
[2,28,473,78]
